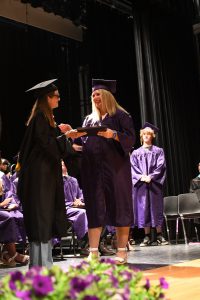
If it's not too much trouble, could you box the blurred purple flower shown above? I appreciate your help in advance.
[15,290,31,300]
[159,293,165,298]
[83,296,99,300]
[32,274,53,296]
[122,286,130,299]
[9,271,25,290]
[110,274,119,287]
[144,278,151,290]
[86,274,100,284]
[100,258,116,264]
[25,266,42,279]
[70,276,91,292]
[120,270,132,281]
[75,260,89,270]
[159,277,169,289]
[70,276,93,299]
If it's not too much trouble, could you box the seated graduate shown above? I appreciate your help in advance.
[51,160,88,254]
[0,158,11,179]
[0,167,29,267]
[62,160,88,243]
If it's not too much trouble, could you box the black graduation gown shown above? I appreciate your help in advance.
[17,111,71,242]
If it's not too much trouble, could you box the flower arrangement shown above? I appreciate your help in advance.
[0,258,168,300]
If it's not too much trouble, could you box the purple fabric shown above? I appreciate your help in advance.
[63,176,88,240]
[0,210,26,243]
[131,145,166,228]
[0,173,26,243]
[79,109,135,228]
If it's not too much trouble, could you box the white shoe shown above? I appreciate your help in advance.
[87,248,99,261]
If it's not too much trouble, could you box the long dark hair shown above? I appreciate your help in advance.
[26,90,57,127]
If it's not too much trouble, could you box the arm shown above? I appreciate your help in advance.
[148,148,166,185]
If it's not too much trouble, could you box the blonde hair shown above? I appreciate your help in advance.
[90,89,128,121]
[26,91,56,127]
[140,128,156,145]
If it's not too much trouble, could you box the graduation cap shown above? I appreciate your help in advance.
[26,79,58,98]
[142,122,159,133]
[92,79,117,94]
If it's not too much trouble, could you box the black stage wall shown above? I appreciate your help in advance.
[0,16,82,163]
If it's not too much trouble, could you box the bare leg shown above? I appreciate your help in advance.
[156,225,162,234]
[144,227,151,235]
[88,227,102,257]
[2,243,29,265]
[115,226,129,260]
[4,243,16,256]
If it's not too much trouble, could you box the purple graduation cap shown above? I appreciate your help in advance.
[26,79,58,98]
[92,79,117,94]
[142,122,159,133]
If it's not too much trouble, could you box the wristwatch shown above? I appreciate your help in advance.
[112,130,117,139]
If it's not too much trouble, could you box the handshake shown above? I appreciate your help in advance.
[140,175,151,183]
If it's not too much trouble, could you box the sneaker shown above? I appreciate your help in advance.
[140,236,151,247]
[157,235,169,246]
[129,238,136,245]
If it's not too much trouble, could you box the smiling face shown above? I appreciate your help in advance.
[92,90,103,111]
[47,90,60,109]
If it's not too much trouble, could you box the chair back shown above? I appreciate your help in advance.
[178,193,200,215]
[163,196,178,216]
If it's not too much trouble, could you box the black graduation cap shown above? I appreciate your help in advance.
[92,79,117,94]
[26,79,58,98]
[142,122,159,133]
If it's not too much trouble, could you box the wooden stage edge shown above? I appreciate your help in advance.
[143,259,200,300]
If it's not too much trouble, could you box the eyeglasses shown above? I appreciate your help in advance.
[53,94,60,98]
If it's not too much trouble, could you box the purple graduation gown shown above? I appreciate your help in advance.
[63,175,88,240]
[0,172,26,243]
[131,145,166,228]
[79,109,135,228]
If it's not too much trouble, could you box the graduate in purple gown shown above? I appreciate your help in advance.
[0,170,29,266]
[73,79,135,264]
[131,122,168,246]
[62,161,88,241]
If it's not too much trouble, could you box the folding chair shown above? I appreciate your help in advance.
[163,196,179,244]
[178,193,200,244]
[60,221,78,259]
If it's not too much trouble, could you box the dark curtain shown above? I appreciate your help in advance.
[133,1,200,196]
[79,2,141,135]
[0,17,82,162]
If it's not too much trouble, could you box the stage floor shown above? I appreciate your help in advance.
[1,243,200,299]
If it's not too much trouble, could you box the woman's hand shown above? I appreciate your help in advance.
[73,198,85,208]
[140,175,151,183]
[72,144,83,152]
[0,198,12,208]
[58,123,72,133]
[7,203,19,211]
[65,130,86,139]
[97,129,118,140]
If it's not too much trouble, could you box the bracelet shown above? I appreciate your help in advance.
[112,130,117,139]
